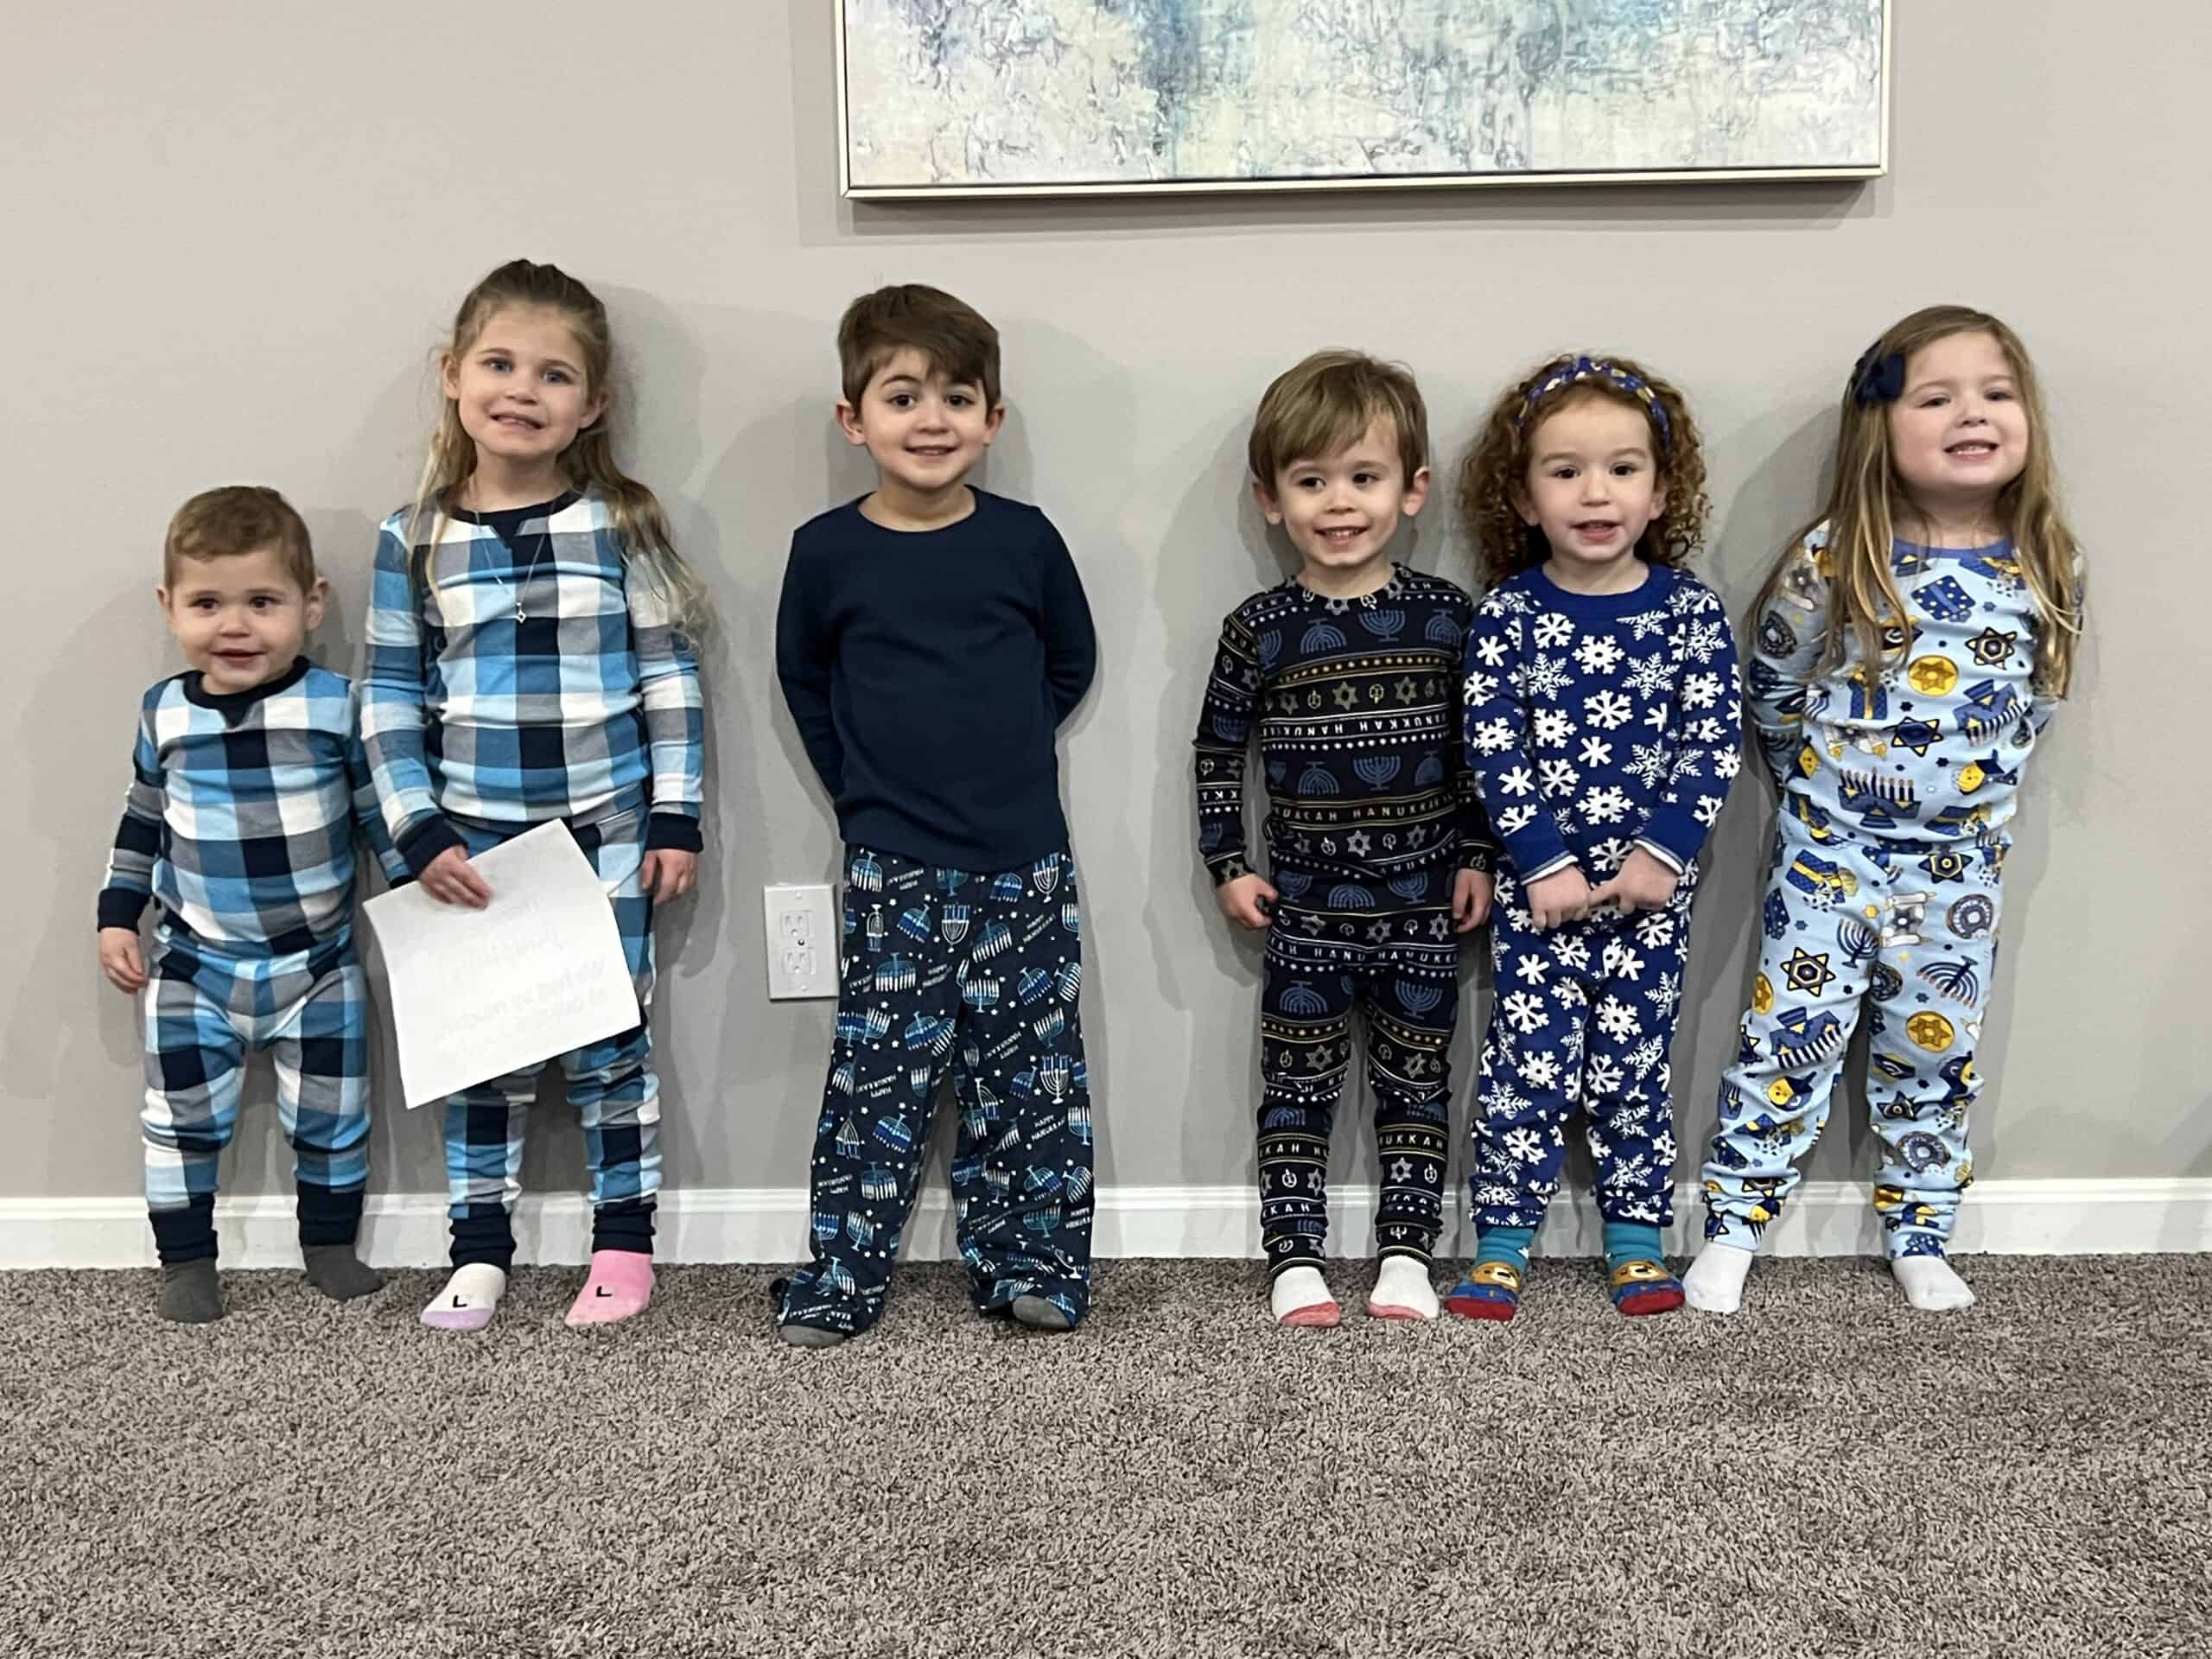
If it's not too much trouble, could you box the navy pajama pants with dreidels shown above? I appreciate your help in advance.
[779,844,1095,1338]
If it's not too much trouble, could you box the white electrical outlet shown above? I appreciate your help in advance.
[763,884,838,1000]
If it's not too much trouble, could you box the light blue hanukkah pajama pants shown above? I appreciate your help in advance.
[779,844,1095,1336]
[1701,807,2005,1258]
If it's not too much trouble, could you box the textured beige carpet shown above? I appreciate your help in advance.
[5,1256,2209,1657]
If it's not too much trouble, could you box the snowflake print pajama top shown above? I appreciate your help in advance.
[1461,563,1742,1235]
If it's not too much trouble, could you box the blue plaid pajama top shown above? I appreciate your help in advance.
[98,658,400,956]
[362,491,705,872]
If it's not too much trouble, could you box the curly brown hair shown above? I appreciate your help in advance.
[1456,354,1711,591]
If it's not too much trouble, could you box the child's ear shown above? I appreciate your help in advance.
[980,401,1007,445]
[1401,465,1433,517]
[303,576,329,632]
[1251,477,1285,526]
[1650,480,1669,521]
[835,400,868,448]
[1511,486,1540,527]
[439,353,461,401]
[577,390,608,433]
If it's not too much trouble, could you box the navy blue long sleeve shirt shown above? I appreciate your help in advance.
[775,490,1096,872]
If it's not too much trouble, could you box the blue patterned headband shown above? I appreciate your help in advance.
[1515,357,1671,454]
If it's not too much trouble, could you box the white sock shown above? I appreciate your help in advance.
[420,1262,508,1330]
[1368,1255,1439,1320]
[1270,1264,1338,1324]
[1891,1253,1975,1312]
[1682,1240,1756,1315]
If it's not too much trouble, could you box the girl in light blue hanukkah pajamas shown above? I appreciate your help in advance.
[1686,306,2086,1316]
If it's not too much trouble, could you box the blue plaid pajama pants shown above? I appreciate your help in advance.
[779,845,1094,1337]
[440,799,660,1269]
[140,928,371,1264]
[1702,808,2005,1258]
[1256,868,1459,1275]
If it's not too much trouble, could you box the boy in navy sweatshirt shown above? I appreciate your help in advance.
[773,285,1096,1345]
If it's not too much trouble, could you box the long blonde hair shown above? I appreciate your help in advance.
[404,259,710,637]
[1764,305,2082,696]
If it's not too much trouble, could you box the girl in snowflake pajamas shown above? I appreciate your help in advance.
[1448,355,1740,1320]
[1683,308,2085,1317]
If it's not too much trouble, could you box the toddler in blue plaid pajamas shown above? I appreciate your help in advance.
[99,486,405,1324]
[364,260,709,1332]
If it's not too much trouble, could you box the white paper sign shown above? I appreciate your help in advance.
[363,820,641,1109]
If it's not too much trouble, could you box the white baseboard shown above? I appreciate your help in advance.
[5,1179,2209,1269]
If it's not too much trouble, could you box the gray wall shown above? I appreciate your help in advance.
[6,3,2206,1218]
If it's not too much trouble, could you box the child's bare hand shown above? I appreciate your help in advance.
[1523,867,1594,929]
[421,846,493,908]
[1216,874,1279,931]
[641,849,698,904]
[1452,868,1493,933]
[98,927,147,994]
[1588,848,1681,915]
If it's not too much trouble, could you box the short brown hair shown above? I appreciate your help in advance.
[838,284,1001,409]
[1249,351,1427,488]
[163,486,316,590]
[1457,354,1711,589]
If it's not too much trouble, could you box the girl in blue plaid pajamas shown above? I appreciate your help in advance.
[1683,307,2085,1316]
[364,260,709,1332]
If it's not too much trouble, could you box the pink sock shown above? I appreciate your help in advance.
[564,1250,655,1327]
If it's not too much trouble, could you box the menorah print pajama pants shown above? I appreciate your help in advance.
[1257,866,1459,1275]
[779,844,1095,1337]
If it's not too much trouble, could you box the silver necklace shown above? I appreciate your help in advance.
[469,488,548,622]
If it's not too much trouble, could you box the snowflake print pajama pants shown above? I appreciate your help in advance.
[1257,868,1460,1275]
[140,931,372,1265]
[442,798,661,1270]
[1468,864,1697,1234]
[1701,807,2005,1258]
[779,845,1095,1338]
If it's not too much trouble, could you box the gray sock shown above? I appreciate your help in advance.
[778,1321,849,1349]
[1010,1294,1072,1332]
[160,1260,223,1324]
[302,1245,385,1300]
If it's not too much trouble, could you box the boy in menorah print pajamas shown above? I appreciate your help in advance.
[1194,350,1495,1327]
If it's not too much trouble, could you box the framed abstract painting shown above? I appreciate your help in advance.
[837,1,1889,199]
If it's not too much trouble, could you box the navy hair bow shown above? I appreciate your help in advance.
[1852,343,1907,407]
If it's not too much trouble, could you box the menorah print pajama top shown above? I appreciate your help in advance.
[1194,564,1494,1276]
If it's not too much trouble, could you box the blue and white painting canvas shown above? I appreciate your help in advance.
[838,1,1887,196]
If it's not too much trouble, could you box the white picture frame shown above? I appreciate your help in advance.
[836,1,1891,200]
